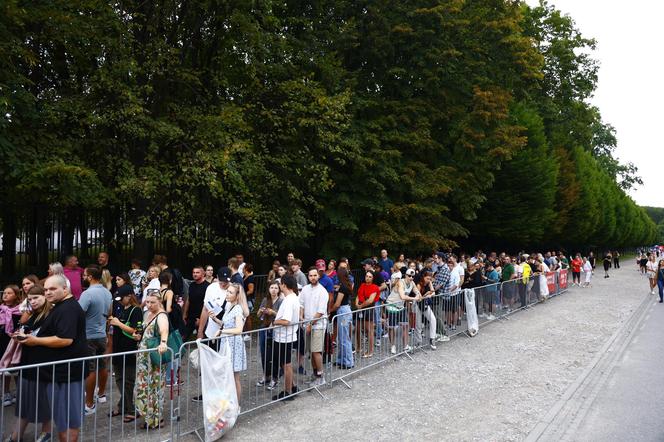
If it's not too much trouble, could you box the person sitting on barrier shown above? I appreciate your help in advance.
[256,281,283,390]
[271,275,300,401]
[414,270,437,350]
[108,288,142,423]
[300,267,329,386]
[212,283,248,404]
[355,271,380,358]
[134,290,170,430]
[7,285,53,442]
[18,275,87,442]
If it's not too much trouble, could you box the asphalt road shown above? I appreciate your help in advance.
[572,293,664,442]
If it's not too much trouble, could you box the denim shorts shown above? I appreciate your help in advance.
[46,381,83,430]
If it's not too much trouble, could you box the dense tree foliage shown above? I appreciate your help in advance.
[0,0,657,264]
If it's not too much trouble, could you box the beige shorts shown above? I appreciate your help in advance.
[307,328,325,353]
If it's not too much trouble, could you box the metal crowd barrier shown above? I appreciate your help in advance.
[0,270,573,441]
[176,317,328,440]
[0,347,175,441]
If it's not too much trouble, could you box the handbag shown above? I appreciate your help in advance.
[120,306,140,340]
[0,338,22,368]
[146,312,183,366]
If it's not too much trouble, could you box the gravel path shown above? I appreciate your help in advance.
[219,264,648,442]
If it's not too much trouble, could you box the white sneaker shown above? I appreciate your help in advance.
[97,394,107,404]
[243,335,251,342]
[2,394,14,407]
[84,404,96,416]
[429,339,437,350]
[404,345,412,352]
[486,314,496,321]
[439,335,450,342]
[314,377,326,387]
[267,380,278,390]
[479,313,487,319]
[390,345,397,355]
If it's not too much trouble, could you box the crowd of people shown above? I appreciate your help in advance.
[0,247,608,440]
[636,248,664,301]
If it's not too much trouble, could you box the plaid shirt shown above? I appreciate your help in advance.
[433,264,451,294]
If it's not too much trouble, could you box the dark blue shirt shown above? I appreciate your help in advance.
[319,273,334,294]
[380,258,394,274]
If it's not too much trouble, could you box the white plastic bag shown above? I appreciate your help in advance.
[189,348,200,370]
[464,289,479,337]
[197,340,239,440]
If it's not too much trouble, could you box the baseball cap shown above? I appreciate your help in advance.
[435,251,447,259]
[405,268,416,277]
[217,266,232,282]
[361,258,375,266]
[315,259,326,271]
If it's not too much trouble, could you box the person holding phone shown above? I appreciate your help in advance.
[7,285,53,442]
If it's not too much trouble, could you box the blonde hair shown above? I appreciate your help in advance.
[229,283,249,318]
[148,265,161,279]
[101,269,112,291]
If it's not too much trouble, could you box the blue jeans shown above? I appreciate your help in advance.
[374,301,383,342]
[166,357,180,385]
[258,329,268,370]
[336,305,354,368]
[658,279,664,302]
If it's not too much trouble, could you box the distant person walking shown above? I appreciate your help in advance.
[646,255,658,295]
[603,253,612,278]
[612,251,620,269]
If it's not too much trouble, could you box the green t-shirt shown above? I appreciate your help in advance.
[501,263,515,281]
[560,257,569,269]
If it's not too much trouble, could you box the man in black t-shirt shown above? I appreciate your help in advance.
[21,274,87,442]
[183,266,210,339]
[154,254,184,298]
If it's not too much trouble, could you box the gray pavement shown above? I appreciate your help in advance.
[572,294,664,442]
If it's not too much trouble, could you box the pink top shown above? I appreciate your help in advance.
[64,266,84,299]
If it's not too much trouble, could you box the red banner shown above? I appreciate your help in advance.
[546,272,556,294]
[558,271,568,290]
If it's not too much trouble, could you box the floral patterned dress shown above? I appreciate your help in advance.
[134,313,166,427]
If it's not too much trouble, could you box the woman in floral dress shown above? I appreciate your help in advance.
[134,290,170,429]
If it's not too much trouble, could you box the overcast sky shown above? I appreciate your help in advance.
[525,0,662,207]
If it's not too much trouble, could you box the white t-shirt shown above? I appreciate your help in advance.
[449,270,461,292]
[274,292,300,343]
[453,265,464,285]
[203,283,229,338]
[299,283,328,330]
[646,260,657,276]
[582,261,592,272]
[142,278,160,299]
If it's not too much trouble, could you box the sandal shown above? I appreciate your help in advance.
[123,414,137,423]
[141,419,164,430]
